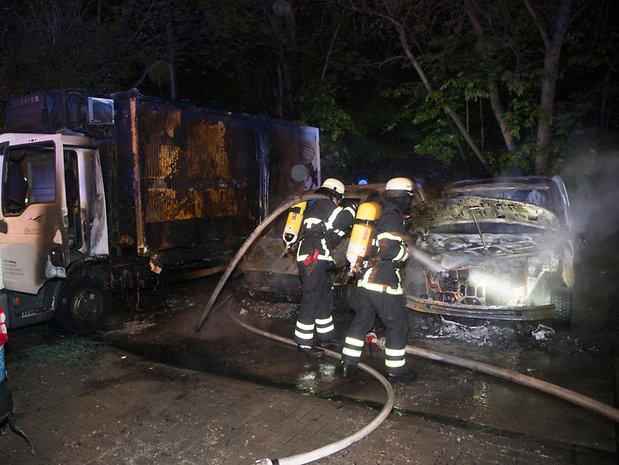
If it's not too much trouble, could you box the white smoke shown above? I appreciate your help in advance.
[559,148,619,247]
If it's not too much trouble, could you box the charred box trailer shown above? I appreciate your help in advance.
[0,89,320,332]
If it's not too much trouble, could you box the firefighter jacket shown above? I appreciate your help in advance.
[357,200,409,294]
[296,199,355,263]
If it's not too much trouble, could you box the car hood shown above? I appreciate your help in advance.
[411,196,561,232]
[409,196,568,270]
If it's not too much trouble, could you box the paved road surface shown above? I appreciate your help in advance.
[1,277,616,465]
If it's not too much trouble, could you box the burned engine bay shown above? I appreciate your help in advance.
[405,196,573,321]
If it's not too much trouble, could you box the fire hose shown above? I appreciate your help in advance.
[195,192,328,333]
[224,296,395,465]
[195,193,397,465]
[405,344,619,423]
[195,192,619,465]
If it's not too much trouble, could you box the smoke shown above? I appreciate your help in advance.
[560,149,619,262]
[559,148,619,246]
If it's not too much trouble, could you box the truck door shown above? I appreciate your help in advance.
[0,134,67,295]
[63,147,109,260]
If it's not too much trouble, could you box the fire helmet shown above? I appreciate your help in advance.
[385,177,414,197]
[318,178,345,200]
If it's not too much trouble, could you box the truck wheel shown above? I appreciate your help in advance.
[551,286,572,328]
[55,276,112,334]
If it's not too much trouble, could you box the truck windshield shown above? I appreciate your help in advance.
[3,143,56,215]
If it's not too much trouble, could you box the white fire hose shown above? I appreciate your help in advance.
[225,300,395,465]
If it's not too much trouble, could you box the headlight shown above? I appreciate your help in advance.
[469,269,527,306]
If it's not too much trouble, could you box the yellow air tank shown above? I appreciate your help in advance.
[282,202,307,247]
[346,201,381,271]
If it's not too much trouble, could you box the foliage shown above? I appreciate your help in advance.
[0,0,617,181]
[296,80,356,175]
[1,1,137,91]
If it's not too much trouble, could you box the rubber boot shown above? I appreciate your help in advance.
[297,345,325,359]
[339,361,358,378]
[385,367,417,383]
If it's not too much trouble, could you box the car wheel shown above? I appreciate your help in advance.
[55,276,112,334]
[551,285,572,328]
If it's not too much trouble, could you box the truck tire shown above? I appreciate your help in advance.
[55,276,112,334]
[551,285,572,328]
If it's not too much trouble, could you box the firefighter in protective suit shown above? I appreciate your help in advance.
[340,177,417,381]
[295,178,356,358]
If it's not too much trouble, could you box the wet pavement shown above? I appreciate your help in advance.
[1,261,617,465]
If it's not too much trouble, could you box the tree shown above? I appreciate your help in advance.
[465,0,517,153]
[0,0,136,97]
[347,0,491,171]
[344,0,612,175]
[521,0,591,172]
[120,0,208,99]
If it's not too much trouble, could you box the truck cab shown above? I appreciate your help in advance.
[0,132,109,331]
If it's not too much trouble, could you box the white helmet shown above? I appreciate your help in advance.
[321,178,345,198]
[385,177,414,195]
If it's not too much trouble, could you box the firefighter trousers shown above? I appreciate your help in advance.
[294,259,336,346]
[342,287,408,374]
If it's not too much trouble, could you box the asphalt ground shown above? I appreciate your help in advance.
[0,279,617,465]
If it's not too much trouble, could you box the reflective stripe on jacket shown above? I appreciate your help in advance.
[357,200,409,293]
[297,199,355,262]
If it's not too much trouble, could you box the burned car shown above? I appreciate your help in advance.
[404,176,575,324]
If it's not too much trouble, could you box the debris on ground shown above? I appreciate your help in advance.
[531,324,556,341]
[241,298,297,320]
[423,317,516,347]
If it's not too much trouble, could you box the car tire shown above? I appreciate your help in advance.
[551,285,572,328]
[55,276,112,334]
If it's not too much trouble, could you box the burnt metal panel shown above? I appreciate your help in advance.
[108,90,319,266]
[104,91,139,258]
[135,97,258,257]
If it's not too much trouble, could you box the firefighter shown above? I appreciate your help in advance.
[340,177,417,381]
[295,178,356,358]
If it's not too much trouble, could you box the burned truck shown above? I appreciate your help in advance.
[0,89,319,332]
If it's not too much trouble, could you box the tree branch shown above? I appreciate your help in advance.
[346,0,489,170]
[522,0,550,49]
[394,21,489,170]
[321,25,340,80]
[466,0,517,152]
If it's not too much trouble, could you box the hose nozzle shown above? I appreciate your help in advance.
[365,332,386,349]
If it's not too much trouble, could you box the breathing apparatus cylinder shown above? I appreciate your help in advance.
[346,201,381,272]
[282,201,307,247]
